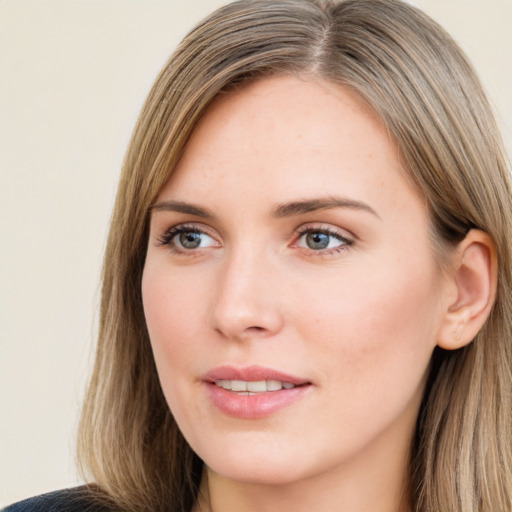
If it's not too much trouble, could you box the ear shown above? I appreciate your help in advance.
[437,229,497,350]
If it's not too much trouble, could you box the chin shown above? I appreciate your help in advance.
[194,434,332,487]
[208,457,310,486]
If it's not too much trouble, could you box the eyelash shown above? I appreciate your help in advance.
[293,226,354,256]
[157,224,216,254]
[157,223,354,256]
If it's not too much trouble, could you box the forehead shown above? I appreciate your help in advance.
[159,75,423,223]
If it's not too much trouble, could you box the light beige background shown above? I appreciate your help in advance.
[1,0,511,505]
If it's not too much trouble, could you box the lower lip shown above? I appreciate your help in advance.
[206,383,311,419]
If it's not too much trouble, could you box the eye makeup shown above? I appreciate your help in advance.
[293,224,355,256]
[156,220,355,259]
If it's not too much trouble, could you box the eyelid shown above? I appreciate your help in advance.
[293,222,355,240]
[155,220,354,256]
[157,222,221,249]
[291,223,355,253]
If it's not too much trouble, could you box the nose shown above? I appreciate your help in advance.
[209,248,285,341]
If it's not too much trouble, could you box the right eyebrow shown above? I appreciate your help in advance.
[149,200,214,219]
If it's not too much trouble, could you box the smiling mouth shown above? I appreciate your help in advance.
[206,367,312,418]
[214,379,300,394]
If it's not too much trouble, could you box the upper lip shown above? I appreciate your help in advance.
[203,365,310,385]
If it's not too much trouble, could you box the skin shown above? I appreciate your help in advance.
[142,75,456,512]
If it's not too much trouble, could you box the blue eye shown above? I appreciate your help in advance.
[159,226,217,251]
[296,229,352,252]
[178,231,204,249]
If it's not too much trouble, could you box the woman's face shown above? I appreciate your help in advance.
[142,76,451,488]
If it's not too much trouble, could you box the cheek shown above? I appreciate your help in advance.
[142,266,204,377]
[298,255,442,392]
[289,261,440,458]
[142,265,212,433]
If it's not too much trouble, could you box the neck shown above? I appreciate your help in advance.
[199,471,410,512]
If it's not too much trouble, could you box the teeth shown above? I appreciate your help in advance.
[266,379,282,391]
[231,380,247,392]
[214,380,297,392]
[217,380,231,390]
[247,380,267,392]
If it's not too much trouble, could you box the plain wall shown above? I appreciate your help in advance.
[1,0,511,505]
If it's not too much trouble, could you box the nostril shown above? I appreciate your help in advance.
[236,325,270,340]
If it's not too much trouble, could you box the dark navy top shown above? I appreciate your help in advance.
[2,487,110,512]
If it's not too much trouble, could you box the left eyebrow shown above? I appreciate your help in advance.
[271,196,380,219]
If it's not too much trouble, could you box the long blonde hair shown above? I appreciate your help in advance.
[78,1,512,510]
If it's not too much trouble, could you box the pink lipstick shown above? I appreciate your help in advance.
[203,365,312,419]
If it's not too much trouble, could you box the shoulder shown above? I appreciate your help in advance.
[2,486,111,512]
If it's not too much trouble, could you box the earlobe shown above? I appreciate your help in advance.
[437,230,497,350]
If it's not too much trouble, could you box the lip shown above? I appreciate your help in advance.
[204,364,310,385]
[203,365,312,419]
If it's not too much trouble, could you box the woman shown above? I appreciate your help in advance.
[5,0,511,511]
